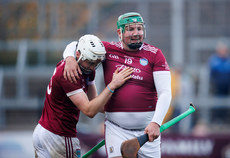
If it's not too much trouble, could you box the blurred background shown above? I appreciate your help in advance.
[0,0,230,157]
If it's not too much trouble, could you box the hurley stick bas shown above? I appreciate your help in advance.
[120,103,196,158]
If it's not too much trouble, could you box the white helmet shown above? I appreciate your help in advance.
[77,34,106,62]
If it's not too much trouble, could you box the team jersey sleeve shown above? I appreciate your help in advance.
[151,71,172,125]
[63,41,78,59]
[153,49,170,72]
[56,66,83,97]
[61,77,83,97]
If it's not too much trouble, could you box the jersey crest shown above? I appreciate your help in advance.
[139,58,148,66]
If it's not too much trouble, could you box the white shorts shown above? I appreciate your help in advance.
[32,124,81,158]
[105,120,161,158]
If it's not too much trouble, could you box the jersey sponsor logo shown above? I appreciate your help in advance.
[140,58,148,66]
[109,54,119,60]
[116,65,141,73]
[131,74,143,80]
[116,65,143,80]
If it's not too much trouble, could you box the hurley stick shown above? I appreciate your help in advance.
[82,139,105,158]
[120,103,196,158]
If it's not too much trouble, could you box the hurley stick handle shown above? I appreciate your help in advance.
[82,139,105,158]
[160,103,195,133]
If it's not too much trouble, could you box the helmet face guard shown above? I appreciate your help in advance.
[117,12,146,49]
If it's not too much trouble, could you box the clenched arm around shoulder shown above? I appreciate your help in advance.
[69,67,133,118]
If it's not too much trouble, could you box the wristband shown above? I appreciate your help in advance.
[107,86,114,93]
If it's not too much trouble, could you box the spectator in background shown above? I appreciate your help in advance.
[209,42,230,96]
[208,42,230,123]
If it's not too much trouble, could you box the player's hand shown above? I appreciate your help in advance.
[144,122,160,142]
[108,67,133,90]
[63,56,82,83]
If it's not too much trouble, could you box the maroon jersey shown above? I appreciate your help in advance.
[103,41,170,112]
[39,60,95,137]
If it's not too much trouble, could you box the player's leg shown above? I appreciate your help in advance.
[137,136,161,158]
[105,120,125,158]
[105,120,144,158]
[44,131,81,158]
[33,124,81,158]
[105,120,161,158]
[32,124,50,158]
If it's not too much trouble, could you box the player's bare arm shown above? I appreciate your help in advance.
[69,67,133,118]
[87,84,97,101]
[63,56,82,83]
